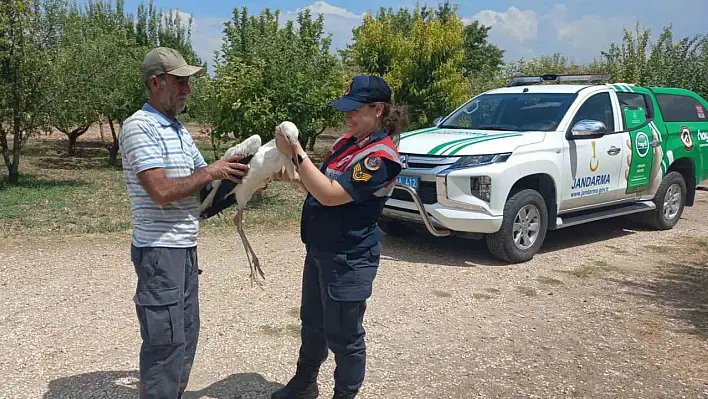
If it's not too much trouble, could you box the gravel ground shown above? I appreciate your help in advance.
[2,191,708,399]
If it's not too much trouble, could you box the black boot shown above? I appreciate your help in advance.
[331,388,357,399]
[271,365,319,399]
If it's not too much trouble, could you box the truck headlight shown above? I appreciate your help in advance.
[470,176,492,202]
[450,153,511,169]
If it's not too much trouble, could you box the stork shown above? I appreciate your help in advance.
[199,121,300,287]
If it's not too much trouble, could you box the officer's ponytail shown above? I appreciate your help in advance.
[380,103,409,137]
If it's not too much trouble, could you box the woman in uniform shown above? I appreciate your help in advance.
[270,75,408,399]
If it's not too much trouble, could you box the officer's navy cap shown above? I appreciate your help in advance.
[329,75,392,112]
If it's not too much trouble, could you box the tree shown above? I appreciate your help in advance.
[204,7,345,149]
[599,24,708,99]
[461,21,504,80]
[0,0,58,183]
[347,2,472,128]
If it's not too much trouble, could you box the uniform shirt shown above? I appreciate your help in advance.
[119,103,208,248]
[301,128,402,253]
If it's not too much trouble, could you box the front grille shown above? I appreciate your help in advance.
[391,181,438,204]
[401,154,459,170]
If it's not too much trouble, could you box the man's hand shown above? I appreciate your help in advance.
[138,154,251,207]
[205,154,250,183]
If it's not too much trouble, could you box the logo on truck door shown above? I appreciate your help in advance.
[589,141,599,172]
[635,131,650,157]
[680,125,694,152]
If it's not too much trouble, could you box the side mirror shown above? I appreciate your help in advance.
[432,116,443,127]
[569,119,607,139]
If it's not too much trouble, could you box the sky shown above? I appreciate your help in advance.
[118,0,707,72]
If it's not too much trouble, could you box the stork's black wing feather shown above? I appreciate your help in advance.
[199,154,254,220]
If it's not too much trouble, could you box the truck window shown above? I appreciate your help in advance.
[655,94,707,122]
[439,93,576,132]
[570,92,615,132]
[617,92,654,128]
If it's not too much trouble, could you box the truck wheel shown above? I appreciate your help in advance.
[486,189,548,263]
[377,218,409,236]
[644,171,686,230]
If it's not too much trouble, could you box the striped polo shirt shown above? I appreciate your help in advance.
[119,103,208,248]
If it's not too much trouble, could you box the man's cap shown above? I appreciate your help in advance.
[142,47,204,84]
[329,75,392,112]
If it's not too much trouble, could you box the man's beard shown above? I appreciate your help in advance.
[160,92,186,115]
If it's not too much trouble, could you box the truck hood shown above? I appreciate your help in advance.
[396,127,545,156]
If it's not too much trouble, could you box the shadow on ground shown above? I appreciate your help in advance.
[43,370,283,399]
[612,238,708,338]
[381,215,655,268]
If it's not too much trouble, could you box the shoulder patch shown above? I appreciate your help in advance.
[364,156,382,171]
[352,163,372,182]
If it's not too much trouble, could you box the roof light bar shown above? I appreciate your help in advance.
[508,73,612,87]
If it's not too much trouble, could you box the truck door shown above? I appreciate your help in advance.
[560,91,626,211]
[613,90,660,201]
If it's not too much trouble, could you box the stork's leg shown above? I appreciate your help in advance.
[233,210,254,281]
[234,208,265,287]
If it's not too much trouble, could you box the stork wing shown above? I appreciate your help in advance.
[223,134,262,159]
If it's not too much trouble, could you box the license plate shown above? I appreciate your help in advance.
[396,175,419,190]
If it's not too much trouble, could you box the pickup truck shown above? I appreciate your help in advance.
[382,74,708,263]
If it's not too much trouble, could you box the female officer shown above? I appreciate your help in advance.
[271,75,408,399]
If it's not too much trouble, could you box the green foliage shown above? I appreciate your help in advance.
[600,23,708,99]
[194,6,345,149]
[0,0,57,183]
[347,2,488,128]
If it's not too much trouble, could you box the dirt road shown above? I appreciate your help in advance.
[2,191,708,398]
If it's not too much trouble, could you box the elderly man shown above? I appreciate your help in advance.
[119,47,249,398]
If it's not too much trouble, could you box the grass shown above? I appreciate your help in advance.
[0,128,337,238]
[537,276,564,286]
[517,286,537,297]
[572,260,614,278]
[433,290,452,298]
[259,323,301,338]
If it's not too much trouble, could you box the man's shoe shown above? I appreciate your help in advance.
[270,381,318,399]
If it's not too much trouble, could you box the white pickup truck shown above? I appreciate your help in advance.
[382,74,708,263]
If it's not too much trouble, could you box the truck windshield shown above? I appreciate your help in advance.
[439,92,577,132]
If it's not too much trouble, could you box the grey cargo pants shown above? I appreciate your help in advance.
[130,244,200,399]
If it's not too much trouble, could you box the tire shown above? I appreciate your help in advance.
[486,189,549,263]
[377,218,409,236]
[644,171,686,230]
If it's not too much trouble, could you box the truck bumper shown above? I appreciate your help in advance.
[383,184,503,236]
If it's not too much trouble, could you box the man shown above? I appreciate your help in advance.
[119,47,249,399]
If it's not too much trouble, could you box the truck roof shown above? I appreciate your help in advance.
[487,85,593,94]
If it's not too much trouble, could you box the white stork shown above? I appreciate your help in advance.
[199,121,300,287]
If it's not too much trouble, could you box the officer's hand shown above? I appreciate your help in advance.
[206,154,250,183]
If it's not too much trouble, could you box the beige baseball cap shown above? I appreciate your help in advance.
[142,47,204,84]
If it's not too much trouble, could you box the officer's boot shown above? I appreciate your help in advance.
[331,388,358,399]
[271,364,319,399]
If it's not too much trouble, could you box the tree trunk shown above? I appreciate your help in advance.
[8,160,19,184]
[209,129,221,160]
[307,127,326,151]
[0,131,11,182]
[307,135,317,151]
[66,126,89,156]
[107,119,120,167]
[98,119,105,143]
[10,116,22,184]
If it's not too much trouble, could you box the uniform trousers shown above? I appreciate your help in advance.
[296,243,381,395]
[130,244,200,399]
